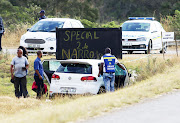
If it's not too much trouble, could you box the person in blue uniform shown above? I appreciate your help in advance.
[34,51,44,99]
[98,48,125,92]
[39,10,46,20]
[0,16,5,51]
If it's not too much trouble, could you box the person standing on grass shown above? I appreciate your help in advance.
[34,51,44,99]
[39,10,46,20]
[0,16,5,51]
[98,48,125,92]
[11,49,29,98]
[18,46,29,97]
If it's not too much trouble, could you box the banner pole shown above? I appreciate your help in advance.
[175,33,178,57]
[161,31,165,60]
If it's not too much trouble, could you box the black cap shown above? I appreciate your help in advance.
[40,10,45,14]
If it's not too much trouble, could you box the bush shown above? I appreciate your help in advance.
[161,10,180,39]
[101,21,122,28]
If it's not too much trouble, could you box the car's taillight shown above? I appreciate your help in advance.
[52,74,60,80]
[81,76,97,82]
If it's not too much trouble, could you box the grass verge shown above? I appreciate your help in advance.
[1,60,180,123]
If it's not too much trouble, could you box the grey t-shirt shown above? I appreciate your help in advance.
[11,56,29,77]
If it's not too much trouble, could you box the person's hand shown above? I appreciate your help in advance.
[11,74,14,80]
[98,73,101,77]
[39,76,43,80]
[3,32,5,35]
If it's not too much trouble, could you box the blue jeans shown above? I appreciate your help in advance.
[103,73,115,92]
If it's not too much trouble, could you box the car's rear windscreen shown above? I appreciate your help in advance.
[56,63,92,74]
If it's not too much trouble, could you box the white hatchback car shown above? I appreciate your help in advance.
[42,59,130,98]
[121,17,167,54]
[20,18,84,53]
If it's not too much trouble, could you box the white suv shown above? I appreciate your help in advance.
[20,18,84,53]
[121,17,167,54]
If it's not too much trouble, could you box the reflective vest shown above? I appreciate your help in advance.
[103,55,116,73]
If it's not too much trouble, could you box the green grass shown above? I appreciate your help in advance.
[0,53,180,122]
[1,63,180,123]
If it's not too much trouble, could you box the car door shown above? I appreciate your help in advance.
[151,22,162,50]
[43,60,61,84]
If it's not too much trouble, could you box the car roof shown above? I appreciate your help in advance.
[40,18,79,22]
[59,59,101,65]
[124,20,156,23]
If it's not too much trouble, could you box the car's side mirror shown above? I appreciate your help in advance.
[27,28,30,31]
[128,73,132,77]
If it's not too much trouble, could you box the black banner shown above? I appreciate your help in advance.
[56,28,122,60]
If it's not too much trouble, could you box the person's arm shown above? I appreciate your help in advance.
[98,63,103,77]
[34,61,42,80]
[10,65,14,79]
[117,63,125,70]
[115,58,125,70]
[25,58,29,70]
[26,64,29,70]
[35,69,42,80]
[1,18,4,35]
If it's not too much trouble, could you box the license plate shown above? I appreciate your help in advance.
[60,87,76,93]
[28,44,40,48]
[123,43,132,46]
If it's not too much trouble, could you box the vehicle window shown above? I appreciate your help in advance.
[57,63,92,74]
[30,21,64,32]
[43,61,61,71]
[115,64,125,75]
[49,61,61,71]
[122,22,150,32]
[43,61,49,71]
[71,21,81,28]
[63,21,73,28]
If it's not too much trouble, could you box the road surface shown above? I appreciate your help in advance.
[80,91,180,123]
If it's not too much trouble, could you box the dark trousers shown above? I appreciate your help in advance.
[34,76,44,97]
[0,33,2,50]
[19,83,28,97]
[14,76,27,98]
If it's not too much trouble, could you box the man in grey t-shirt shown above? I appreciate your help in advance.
[11,49,29,98]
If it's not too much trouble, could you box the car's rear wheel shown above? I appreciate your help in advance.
[97,86,106,94]
[128,51,133,54]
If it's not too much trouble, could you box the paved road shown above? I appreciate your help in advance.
[80,91,180,123]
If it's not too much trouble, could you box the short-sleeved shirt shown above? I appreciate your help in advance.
[34,57,44,79]
[101,53,119,73]
[11,56,29,77]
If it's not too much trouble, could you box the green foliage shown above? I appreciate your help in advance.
[162,10,180,39]
[0,0,179,34]
[80,19,99,28]
[0,0,41,29]
[101,21,122,28]
[168,10,180,38]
